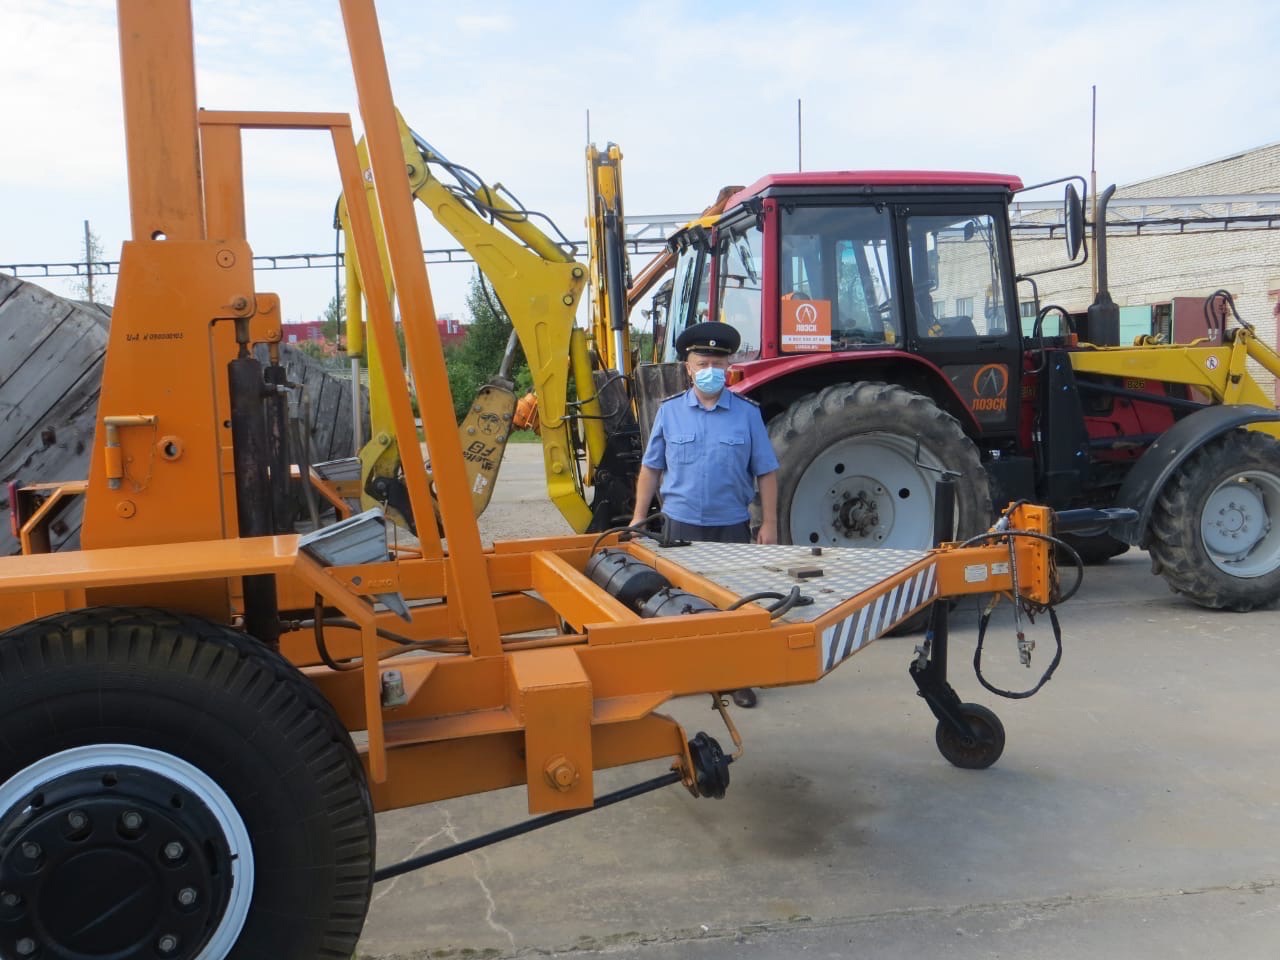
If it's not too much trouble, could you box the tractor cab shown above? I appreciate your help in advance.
[659,172,1030,439]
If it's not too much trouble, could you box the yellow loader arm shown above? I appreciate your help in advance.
[339,113,608,533]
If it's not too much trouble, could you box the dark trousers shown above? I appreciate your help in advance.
[666,518,751,544]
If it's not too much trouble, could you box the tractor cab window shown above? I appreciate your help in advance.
[905,213,1009,339]
[779,205,900,353]
[715,222,763,359]
[662,241,712,361]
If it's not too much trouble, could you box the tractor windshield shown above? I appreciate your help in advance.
[716,222,763,359]
[663,241,712,361]
[779,205,900,352]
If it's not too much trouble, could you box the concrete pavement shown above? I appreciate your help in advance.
[357,446,1280,958]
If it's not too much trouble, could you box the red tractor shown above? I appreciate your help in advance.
[633,171,1280,612]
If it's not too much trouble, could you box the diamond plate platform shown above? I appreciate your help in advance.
[641,540,930,624]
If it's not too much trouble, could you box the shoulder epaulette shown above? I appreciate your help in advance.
[733,391,761,408]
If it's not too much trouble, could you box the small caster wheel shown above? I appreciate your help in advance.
[935,702,1005,769]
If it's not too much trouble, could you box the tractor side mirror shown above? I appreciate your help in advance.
[1064,184,1084,260]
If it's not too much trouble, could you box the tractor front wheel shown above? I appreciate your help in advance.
[1148,430,1280,610]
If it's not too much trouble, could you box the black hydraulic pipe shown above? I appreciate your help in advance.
[228,355,280,646]
[604,212,628,332]
[373,770,683,883]
[263,362,292,535]
[1075,377,1208,413]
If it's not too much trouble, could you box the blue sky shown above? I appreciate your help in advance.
[2,0,1278,323]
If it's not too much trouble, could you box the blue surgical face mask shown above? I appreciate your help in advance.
[693,366,726,394]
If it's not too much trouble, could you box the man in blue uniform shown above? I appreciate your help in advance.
[630,321,779,707]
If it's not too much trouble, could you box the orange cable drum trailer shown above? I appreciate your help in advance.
[0,2,1094,956]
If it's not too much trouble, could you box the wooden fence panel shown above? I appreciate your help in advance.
[1,277,368,555]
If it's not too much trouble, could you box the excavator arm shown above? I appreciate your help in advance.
[339,113,607,532]
[338,119,725,535]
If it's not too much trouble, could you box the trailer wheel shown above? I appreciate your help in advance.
[1148,430,1280,611]
[935,703,1005,770]
[768,382,991,631]
[0,607,375,960]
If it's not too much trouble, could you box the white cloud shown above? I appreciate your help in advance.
[2,0,1278,327]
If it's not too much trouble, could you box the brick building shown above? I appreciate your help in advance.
[1013,141,1280,400]
[281,314,469,349]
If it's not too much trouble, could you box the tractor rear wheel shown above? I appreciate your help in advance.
[1148,430,1280,611]
[0,607,375,960]
[768,382,992,631]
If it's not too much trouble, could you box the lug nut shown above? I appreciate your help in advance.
[121,811,143,831]
[16,937,36,955]
[67,810,88,831]
[1,891,21,907]
[177,887,198,906]
[163,841,185,861]
[157,933,179,953]
[20,842,41,860]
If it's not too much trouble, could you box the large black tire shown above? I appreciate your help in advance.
[1148,430,1280,611]
[0,607,375,960]
[768,382,992,633]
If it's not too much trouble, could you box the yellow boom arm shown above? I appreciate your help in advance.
[339,114,608,532]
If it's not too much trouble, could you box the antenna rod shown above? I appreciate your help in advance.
[797,98,803,172]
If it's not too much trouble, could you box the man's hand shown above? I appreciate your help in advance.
[756,471,779,544]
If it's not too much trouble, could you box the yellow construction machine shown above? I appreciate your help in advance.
[333,131,738,536]
[0,3,1097,957]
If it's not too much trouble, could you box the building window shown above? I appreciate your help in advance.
[955,296,973,318]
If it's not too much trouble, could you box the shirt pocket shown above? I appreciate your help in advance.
[714,433,747,470]
[668,434,698,465]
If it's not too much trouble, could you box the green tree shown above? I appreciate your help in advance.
[321,291,345,344]
[442,272,530,421]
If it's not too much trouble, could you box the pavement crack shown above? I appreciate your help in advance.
[439,808,516,949]
[371,824,454,905]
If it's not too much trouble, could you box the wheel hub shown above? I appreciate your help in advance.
[1202,478,1270,563]
[830,477,894,543]
[0,764,234,960]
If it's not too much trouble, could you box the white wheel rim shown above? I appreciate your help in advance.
[1200,471,1280,578]
[789,432,943,548]
[0,744,255,959]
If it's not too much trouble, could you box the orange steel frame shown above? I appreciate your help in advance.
[0,0,1061,817]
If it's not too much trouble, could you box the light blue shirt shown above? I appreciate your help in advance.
[642,388,780,526]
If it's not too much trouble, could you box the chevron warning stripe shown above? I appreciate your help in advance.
[821,563,937,672]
